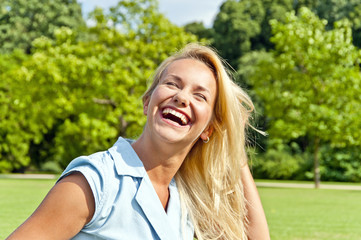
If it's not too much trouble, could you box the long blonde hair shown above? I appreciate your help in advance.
[143,44,254,239]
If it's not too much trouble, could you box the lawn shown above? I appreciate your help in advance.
[259,187,361,240]
[0,178,55,239]
[1,179,361,239]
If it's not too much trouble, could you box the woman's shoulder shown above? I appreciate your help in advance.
[60,137,135,178]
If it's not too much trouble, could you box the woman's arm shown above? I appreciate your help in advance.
[241,164,270,240]
[6,172,95,240]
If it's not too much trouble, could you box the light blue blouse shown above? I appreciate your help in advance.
[59,137,194,240]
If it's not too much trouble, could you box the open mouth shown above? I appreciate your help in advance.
[162,108,190,126]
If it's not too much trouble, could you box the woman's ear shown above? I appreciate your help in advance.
[143,97,150,116]
[200,124,214,141]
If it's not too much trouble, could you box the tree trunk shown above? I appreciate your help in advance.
[314,137,320,188]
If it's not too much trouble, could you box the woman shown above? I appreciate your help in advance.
[7,44,269,239]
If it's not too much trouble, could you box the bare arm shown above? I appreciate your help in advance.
[242,164,270,240]
[6,172,95,240]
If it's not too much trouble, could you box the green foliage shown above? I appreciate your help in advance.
[249,143,312,180]
[212,0,361,67]
[320,145,361,182]
[184,22,214,42]
[252,0,295,50]
[40,161,62,174]
[213,0,266,66]
[247,7,361,145]
[0,0,84,53]
[0,0,197,172]
[0,51,32,172]
[214,1,361,181]
[313,0,361,48]
[243,7,361,183]
[212,0,313,67]
[254,150,302,179]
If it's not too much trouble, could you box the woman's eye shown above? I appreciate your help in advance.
[166,82,178,87]
[195,93,207,101]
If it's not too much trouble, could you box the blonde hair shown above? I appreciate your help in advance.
[143,44,254,240]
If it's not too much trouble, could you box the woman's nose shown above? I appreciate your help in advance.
[173,91,189,107]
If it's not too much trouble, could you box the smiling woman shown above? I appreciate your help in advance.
[141,58,216,146]
[7,44,269,240]
[140,44,270,239]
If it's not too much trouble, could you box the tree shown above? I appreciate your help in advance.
[0,0,84,53]
[184,21,214,42]
[0,50,30,172]
[212,0,305,67]
[211,0,361,67]
[0,0,197,172]
[212,0,266,67]
[312,0,361,48]
[243,7,361,187]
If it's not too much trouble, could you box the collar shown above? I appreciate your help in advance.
[108,137,146,178]
[108,137,192,239]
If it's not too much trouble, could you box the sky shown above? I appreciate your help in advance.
[78,0,225,27]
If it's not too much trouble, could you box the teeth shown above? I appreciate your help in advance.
[162,108,188,125]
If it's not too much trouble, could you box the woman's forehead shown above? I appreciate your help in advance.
[164,58,215,77]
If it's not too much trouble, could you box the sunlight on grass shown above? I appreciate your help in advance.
[259,187,361,240]
[0,179,55,239]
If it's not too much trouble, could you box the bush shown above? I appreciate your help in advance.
[249,146,312,180]
[40,161,62,174]
[320,145,361,182]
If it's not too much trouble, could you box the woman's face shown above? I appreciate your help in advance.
[144,58,217,145]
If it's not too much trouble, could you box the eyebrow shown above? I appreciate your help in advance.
[194,85,211,95]
[167,74,182,81]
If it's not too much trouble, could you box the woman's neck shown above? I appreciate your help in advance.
[131,133,191,186]
[131,134,192,210]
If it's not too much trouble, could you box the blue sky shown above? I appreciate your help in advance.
[78,0,225,27]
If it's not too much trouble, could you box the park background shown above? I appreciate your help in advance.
[1,0,361,239]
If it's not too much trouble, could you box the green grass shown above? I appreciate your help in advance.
[0,178,55,239]
[259,187,361,240]
[1,179,361,239]
[256,179,361,186]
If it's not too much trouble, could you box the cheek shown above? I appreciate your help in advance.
[195,105,214,123]
[148,87,172,109]
[155,86,177,101]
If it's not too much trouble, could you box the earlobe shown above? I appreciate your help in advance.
[201,125,213,141]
